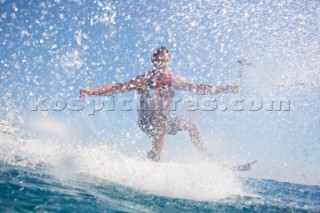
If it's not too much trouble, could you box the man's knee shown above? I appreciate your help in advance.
[181,118,198,131]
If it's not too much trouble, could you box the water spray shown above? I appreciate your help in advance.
[236,58,255,85]
[233,58,256,96]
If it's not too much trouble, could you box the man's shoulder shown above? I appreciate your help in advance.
[140,69,156,77]
[171,74,186,82]
[137,69,179,80]
[131,70,152,80]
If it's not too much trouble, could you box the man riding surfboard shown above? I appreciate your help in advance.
[80,46,239,161]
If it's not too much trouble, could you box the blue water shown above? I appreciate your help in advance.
[0,130,319,212]
[1,164,319,212]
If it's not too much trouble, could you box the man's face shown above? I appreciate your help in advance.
[152,53,170,70]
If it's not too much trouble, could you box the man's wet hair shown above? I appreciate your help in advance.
[152,46,170,59]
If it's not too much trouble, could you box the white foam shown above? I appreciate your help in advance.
[0,130,245,201]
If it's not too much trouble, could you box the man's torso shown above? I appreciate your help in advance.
[136,69,175,115]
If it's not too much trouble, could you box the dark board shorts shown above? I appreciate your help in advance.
[138,112,189,138]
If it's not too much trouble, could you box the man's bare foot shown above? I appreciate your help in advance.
[147,150,160,162]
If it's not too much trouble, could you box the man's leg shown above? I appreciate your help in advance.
[147,128,166,161]
[183,121,204,151]
[167,115,204,151]
[147,115,167,161]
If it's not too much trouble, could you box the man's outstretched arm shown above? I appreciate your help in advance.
[80,76,146,98]
[172,75,239,95]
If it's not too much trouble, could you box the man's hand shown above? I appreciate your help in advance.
[80,89,92,99]
[224,85,240,94]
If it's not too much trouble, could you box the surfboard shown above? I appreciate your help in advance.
[233,160,257,172]
[203,151,257,172]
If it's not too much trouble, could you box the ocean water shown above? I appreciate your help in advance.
[0,131,319,213]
